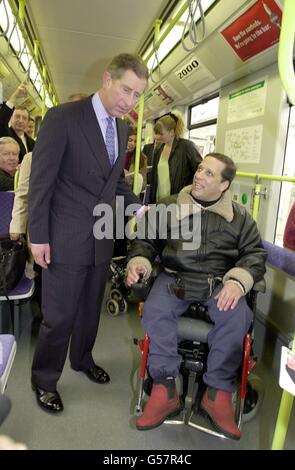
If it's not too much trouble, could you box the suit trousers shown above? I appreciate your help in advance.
[31,261,109,391]
[142,272,252,392]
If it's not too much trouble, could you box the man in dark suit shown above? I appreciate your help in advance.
[28,53,149,413]
[0,84,35,162]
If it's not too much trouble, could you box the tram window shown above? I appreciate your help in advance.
[275,106,295,246]
[189,123,217,156]
[188,95,219,157]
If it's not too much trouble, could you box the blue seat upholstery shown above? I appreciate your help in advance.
[0,334,16,393]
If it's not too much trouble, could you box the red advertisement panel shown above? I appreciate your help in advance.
[221,0,282,62]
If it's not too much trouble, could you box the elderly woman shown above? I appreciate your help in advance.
[149,113,202,203]
[0,136,19,191]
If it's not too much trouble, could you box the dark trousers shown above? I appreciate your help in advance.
[31,261,109,391]
[142,272,252,392]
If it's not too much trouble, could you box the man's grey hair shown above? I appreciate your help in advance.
[107,53,149,81]
[0,136,20,153]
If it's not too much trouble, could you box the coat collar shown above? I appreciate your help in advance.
[176,185,234,222]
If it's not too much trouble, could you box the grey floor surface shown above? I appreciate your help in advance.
[1,297,295,451]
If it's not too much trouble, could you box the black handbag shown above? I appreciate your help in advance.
[0,235,27,295]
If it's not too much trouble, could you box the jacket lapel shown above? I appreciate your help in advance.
[79,98,111,176]
[114,118,128,168]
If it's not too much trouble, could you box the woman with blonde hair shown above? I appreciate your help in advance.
[149,113,202,203]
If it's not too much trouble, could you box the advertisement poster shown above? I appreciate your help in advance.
[221,0,282,61]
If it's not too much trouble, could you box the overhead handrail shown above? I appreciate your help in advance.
[278,0,295,105]
[0,0,10,37]
[150,19,162,84]
[143,1,189,65]
[3,0,56,108]
[181,0,206,52]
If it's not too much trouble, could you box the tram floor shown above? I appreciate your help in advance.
[1,297,294,450]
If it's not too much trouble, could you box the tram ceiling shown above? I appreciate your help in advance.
[26,0,171,103]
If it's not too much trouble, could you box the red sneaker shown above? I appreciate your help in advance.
[200,387,241,440]
[136,379,182,431]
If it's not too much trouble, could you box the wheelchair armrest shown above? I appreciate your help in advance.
[252,278,266,294]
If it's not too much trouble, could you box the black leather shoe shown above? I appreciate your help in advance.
[32,384,64,413]
[83,364,110,384]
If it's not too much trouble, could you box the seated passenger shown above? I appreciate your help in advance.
[9,152,42,316]
[0,136,19,191]
[126,153,266,439]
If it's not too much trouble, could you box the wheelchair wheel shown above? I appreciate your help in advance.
[110,288,123,302]
[118,297,128,313]
[106,299,120,317]
[234,374,264,423]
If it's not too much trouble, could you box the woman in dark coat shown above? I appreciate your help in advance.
[149,113,202,203]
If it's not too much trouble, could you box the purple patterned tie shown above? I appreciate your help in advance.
[105,117,115,166]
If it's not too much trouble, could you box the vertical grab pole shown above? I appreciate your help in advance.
[252,177,261,222]
[42,65,47,119]
[271,338,295,450]
[278,0,295,105]
[132,19,161,196]
[272,0,295,450]
[133,95,144,196]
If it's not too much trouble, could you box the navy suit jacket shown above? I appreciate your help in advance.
[28,97,140,265]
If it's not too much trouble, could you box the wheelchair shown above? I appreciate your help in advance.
[106,257,129,317]
[133,276,265,440]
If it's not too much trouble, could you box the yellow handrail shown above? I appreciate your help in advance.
[14,169,20,191]
[278,0,295,105]
[272,339,295,450]
[237,172,295,183]
[132,95,144,196]
[133,18,162,196]
[236,172,295,221]
[143,3,188,63]
[272,0,295,449]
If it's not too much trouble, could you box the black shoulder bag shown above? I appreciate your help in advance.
[0,235,27,298]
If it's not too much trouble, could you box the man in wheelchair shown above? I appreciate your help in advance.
[126,153,266,440]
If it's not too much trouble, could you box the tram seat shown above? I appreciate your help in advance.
[133,276,265,439]
[0,191,34,339]
[0,335,16,393]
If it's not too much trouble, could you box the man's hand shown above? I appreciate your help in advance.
[135,205,149,219]
[31,243,51,269]
[0,435,27,450]
[214,282,243,311]
[126,264,147,286]
[8,83,28,105]
[10,233,23,240]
